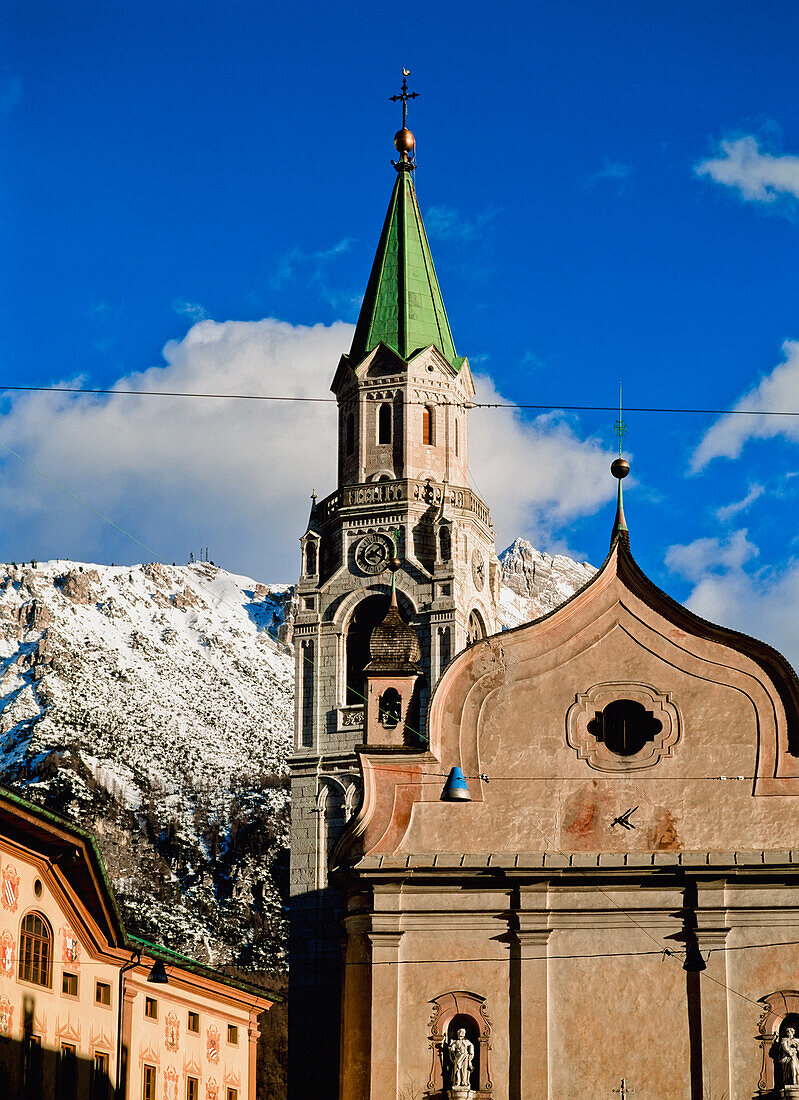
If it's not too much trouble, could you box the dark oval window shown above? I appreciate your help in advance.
[587,699,662,756]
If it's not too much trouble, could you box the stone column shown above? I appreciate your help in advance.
[510,886,550,1100]
[367,929,404,1100]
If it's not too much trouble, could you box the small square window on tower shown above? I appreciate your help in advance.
[95,981,111,1006]
[62,971,78,997]
[145,996,158,1020]
[227,1023,238,1044]
[187,1010,199,1033]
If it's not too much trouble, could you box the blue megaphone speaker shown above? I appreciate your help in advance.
[441,766,471,802]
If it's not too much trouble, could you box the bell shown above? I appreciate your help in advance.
[441,766,471,802]
[146,958,170,984]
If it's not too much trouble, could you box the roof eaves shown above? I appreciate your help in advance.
[127,934,280,1003]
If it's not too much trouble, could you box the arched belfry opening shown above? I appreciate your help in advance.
[346,595,387,704]
[345,592,418,706]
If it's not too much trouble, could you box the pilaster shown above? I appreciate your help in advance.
[368,928,404,1100]
[510,886,551,1100]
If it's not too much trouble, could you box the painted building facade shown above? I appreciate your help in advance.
[0,787,270,1099]
[289,108,500,1096]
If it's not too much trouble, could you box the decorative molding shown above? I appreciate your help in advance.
[566,681,680,772]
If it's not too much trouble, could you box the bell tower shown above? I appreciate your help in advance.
[288,76,500,1098]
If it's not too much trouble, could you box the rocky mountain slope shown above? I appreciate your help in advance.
[499,538,596,627]
[0,559,295,970]
[0,539,590,971]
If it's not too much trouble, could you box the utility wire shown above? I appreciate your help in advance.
[353,938,799,966]
[1,383,797,418]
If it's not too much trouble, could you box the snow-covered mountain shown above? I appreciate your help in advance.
[0,560,295,969]
[0,541,591,971]
[499,538,596,627]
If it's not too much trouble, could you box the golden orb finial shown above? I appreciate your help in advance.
[611,457,630,480]
[394,128,415,154]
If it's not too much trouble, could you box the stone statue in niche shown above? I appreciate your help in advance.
[770,1026,799,1092]
[446,1028,474,1093]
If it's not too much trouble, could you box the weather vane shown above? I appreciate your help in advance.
[389,68,419,129]
[614,381,627,456]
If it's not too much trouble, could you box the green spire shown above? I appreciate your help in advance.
[349,166,460,369]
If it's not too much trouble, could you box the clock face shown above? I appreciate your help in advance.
[355,532,394,576]
[471,550,485,591]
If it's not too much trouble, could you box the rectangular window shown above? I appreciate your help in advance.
[226,1090,238,1100]
[23,1036,42,1094]
[187,1010,199,1033]
[62,970,78,996]
[92,1051,110,1100]
[144,996,158,1020]
[227,1024,238,1045]
[95,980,111,1005]
[58,1043,77,1100]
[187,1078,199,1100]
[143,1064,156,1100]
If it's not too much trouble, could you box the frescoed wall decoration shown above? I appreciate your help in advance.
[1,866,19,913]
[165,1012,179,1053]
[0,930,14,978]
[0,996,13,1035]
[206,1026,220,1063]
[61,924,79,963]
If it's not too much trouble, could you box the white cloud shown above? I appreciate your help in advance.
[0,320,615,581]
[470,373,615,552]
[715,482,765,523]
[585,160,634,191]
[692,339,799,470]
[667,530,799,668]
[665,529,758,584]
[695,135,799,206]
[425,205,498,244]
[172,299,208,322]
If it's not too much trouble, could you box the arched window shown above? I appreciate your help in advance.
[467,610,486,646]
[439,525,451,562]
[438,626,452,677]
[304,540,317,576]
[378,688,402,729]
[19,911,52,986]
[422,405,435,446]
[378,403,392,445]
[454,417,459,457]
[300,640,314,748]
[345,412,355,457]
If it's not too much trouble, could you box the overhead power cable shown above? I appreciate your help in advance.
[1,383,798,418]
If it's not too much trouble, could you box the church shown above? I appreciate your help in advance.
[290,81,799,1100]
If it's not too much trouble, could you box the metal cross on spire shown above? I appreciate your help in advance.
[614,381,627,456]
[389,68,419,129]
[612,1080,635,1099]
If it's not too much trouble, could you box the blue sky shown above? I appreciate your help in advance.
[4,2,799,659]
